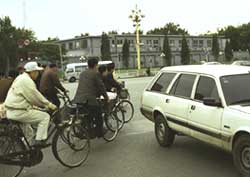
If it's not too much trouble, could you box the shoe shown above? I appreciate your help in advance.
[33,140,51,148]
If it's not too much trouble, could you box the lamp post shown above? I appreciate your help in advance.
[129,5,145,75]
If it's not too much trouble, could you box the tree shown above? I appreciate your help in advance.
[147,22,189,35]
[162,35,172,66]
[181,35,190,65]
[101,33,111,61]
[212,35,220,61]
[225,40,233,62]
[122,39,130,68]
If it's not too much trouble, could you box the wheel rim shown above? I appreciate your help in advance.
[157,122,165,142]
[241,147,250,169]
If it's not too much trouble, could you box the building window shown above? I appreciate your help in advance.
[153,40,159,45]
[169,40,175,46]
[179,40,182,47]
[192,40,198,48]
[81,40,87,49]
[69,42,73,50]
[199,40,204,47]
[147,40,152,45]
[207,40,212,47]
[112,40,115,45]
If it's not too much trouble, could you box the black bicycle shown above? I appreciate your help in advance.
[60,91,121,142]
[112,87,134,125]
[0,105,90,177]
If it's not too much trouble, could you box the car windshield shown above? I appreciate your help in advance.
[220,74,250,105]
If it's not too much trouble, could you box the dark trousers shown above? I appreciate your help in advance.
[87,105,103,138]
[43,92,60,108]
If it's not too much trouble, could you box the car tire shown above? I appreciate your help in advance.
[69,77,76,83]
[155,114,175,147]
[233,134,250,177]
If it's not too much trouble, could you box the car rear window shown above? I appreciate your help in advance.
[150,72,176,93]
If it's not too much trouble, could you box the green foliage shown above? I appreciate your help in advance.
[212,35,220,61]
[122,39,130,68]
[101,32,111,61]
[218,23,250,51]
[147,22,189,35]
[163,35,172,66]
[225,40,233,61]
[181,35,190,65]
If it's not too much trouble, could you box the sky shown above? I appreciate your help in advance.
[1,0,250,40]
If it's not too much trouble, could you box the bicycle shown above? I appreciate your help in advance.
[110,85,134,125]
[58,91,120,142]
[0,104,90,177]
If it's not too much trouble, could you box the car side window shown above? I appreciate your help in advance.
[169,74,196,98]
[195,76,220,101]
[151,73,176,93]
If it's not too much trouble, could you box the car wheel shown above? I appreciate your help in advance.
[69,77,76,83]
[155,114,175,147]
[233,134,250,177]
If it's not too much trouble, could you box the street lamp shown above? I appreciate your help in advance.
[129,5,145,74]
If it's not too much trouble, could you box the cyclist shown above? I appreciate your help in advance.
[40,63,67,107]
[4,62,57,147]
[74,58,109,138]
[106,63,122,92]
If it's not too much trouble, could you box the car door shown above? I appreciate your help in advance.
[188,75,223,147]
[164,73,197,135]
[141,72,177,121]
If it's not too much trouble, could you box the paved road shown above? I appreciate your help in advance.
[19,77,239,177]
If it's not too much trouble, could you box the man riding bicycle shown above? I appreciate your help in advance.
[4,62,57,147]
[74,58,109,138]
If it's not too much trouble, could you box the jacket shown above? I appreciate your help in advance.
[40,69,66,95]
[4,73,50,110]
[74,69,108,106]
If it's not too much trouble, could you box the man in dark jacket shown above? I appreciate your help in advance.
[106,63,122,92]
[39,64,66,107]
[74,58,109,138]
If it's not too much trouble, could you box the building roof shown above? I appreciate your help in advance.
[161,65,250,77]
[57,34,226,43]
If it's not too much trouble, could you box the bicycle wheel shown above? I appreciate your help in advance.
[113,105,125,130]
[117,100,134,123]
[103,112,119,142]
[0,133,24,177]
[52,124,90,168]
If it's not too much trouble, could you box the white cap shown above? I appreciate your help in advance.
[24,62,43,72]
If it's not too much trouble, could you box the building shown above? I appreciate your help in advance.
[57,34,227,68]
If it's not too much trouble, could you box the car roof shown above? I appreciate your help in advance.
[161,65,250,77]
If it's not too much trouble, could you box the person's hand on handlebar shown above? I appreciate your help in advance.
[47,102,57,111]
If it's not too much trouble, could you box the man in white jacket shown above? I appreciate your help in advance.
[4,62,57,147]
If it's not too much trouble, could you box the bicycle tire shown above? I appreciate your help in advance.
[116,100,134,123]
[0,133,24,177]
[52,125,90,168]
[103,112,119,142]
[113,105,125,130]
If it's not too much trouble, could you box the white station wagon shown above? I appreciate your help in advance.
[140,65,250,176]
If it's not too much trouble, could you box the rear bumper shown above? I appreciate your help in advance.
[140,107,154,122]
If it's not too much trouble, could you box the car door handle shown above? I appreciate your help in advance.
[166,99,170,103]
[191,105,196,110]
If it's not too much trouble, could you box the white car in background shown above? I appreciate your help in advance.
[231,60,250,66]
[140,65,250,176]
[202,61,221,65]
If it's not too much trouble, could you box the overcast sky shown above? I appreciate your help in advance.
[1,0,250,40]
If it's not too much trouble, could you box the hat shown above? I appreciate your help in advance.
[24,62,43,72]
